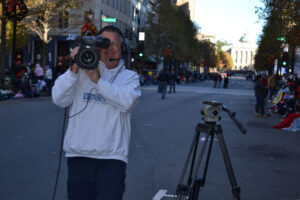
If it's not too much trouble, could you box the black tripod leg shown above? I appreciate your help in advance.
[215,125,241,200]
[187,129,201,185]
[201,130,215,185]
[177,126,202,197]
[189,128,215,200]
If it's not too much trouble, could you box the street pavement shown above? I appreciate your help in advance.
[0,74,299,200]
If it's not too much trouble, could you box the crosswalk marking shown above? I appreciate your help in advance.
[153,190,177,200]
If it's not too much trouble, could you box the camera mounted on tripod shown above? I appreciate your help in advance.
[201,101,223,123]
[201,101,247,134]
[70,34,110,70]
[175,101,247,200]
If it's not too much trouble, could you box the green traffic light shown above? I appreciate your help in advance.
[139,53,143,57]
[282,61,287,66]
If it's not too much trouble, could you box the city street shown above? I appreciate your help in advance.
[0,75,300,200]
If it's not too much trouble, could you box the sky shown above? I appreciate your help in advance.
[194,0,264,44]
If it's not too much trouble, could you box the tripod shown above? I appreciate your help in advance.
[176,102,246,200]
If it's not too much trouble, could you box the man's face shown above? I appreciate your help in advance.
[99,31,122,69]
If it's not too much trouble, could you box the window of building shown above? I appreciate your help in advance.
[235,51,238,63]
[122,22,126,33]
[57,41,69,65]
[115,0,118,10]
[123,0,127,14]
[107,0,109,6]
[58,11,69,29]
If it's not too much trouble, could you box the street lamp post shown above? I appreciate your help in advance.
[11,4,17,69]
[135,8,141,71]
[0,0,7,81]
[290,9,300,74]
[5,0,27,68]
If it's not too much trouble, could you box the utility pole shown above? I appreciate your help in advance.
[135,7,141,71]
[11,4,17,69]
[0,0,7,82]
[5,0,27,69]
[291,9,300,74]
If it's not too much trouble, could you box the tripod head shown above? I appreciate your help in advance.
[201,101,247,134]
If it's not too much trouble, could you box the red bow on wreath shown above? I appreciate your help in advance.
[82,21,98,36]
[5,0,28,21]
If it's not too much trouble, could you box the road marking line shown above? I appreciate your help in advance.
[153,189,177,200]
[200,136,218,141]
[153,189,167,200]
[165,194,177,198]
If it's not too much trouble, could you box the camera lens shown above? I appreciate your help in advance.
[82,51,95,65]
[75,44,100,70]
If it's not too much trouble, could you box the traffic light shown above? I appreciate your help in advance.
[277,37,285,41]
[125,28,130,38]
[137,42,144,58]
[16,54,22,64]
[282,52,289,67]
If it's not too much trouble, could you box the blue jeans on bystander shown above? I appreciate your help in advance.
[67,157,126,200]
[255,96,265,115]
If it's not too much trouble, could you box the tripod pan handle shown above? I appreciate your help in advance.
[232,117,247,134]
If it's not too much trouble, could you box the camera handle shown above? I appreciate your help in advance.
[222,106,247,134]
[176,122,241,200]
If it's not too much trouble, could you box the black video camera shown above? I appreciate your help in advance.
[74,35,110,70]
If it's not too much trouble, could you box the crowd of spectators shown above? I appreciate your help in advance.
[266,74,300,116]
[1,67,234,100]
[0,62,68,100]
[251,72,300,131]
[2,64,300,120]
[138,70,234,87]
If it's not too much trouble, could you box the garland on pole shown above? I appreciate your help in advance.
[5,0,28,21]
[82,21,98,36]
[81,10,98,36]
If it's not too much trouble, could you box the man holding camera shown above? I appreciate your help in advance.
[52,26,141,200]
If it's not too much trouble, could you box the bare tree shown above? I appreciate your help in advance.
[21,0,88,67]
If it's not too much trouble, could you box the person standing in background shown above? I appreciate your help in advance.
[268,74,278,102]
[157,68,170,99]
[44,65,53,95]
[169,70,176,93]
[34,63,44,80]
[254,75,268,117]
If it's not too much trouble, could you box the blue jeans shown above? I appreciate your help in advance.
[268,89,276,100]
[255,96,265,115]
[67,157,126,200]
[161,81,168,97]
[169,80,176,93]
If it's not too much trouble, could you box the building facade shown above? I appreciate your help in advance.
[223,34,258,70]
[197,32,217,44]
[21,0,149,70]
[176,0,195,22]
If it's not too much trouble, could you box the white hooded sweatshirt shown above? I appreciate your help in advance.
[52,60,141,163]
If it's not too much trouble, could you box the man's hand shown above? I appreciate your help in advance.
[85,68,101,84]
[70,47,80,74]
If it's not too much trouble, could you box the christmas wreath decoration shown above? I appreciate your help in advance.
[5,0,28,21]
